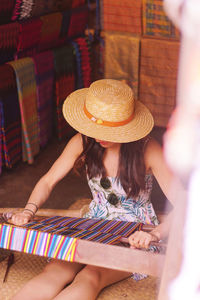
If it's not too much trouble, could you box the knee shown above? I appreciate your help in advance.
[75,266,101,289]
[43,260,78,282]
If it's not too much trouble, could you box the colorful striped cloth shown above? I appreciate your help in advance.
[24,216,142,240]
[142,0,180,39]
[8,58,40,164]
[53,45,76,140]
[0,64,22,169]
[0,223,77,262]
[102,0,142,34]
[139,38,180,127]
[33,51,54,147]
[104,31,140,100]
[0,0,15,24]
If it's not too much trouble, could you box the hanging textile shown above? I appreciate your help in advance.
[39,12,63,51]
[53,45,76,140]
[8,58,40,164]
[73,37,92,88]
[139,38,180,127]
[33,51,54,148]
[104,31,140,100]
[67,5,89,38]
[0,64,22,169]
[102,0,142,34]
[0,0,15,24]
[142,0,180,39]
[0,22,20,64]
[17,18,42,53]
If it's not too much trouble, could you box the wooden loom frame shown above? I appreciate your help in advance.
[0,207,165,278]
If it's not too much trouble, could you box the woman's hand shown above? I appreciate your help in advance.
[128,230,160,249]
[11,210,33,226]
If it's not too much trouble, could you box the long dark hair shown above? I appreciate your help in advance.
[73,135,148,198]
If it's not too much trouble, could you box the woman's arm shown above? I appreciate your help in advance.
[11,133,83,225]
[129,138,176,248]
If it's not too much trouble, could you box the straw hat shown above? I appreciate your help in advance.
[63,79,154,143]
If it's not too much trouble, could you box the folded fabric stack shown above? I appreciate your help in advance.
[0,64,22,174]
[0,0,92,171]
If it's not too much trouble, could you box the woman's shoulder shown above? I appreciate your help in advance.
[144,137,163,171]
[63,133,83,157]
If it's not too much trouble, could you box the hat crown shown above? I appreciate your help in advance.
[85,79,134,122]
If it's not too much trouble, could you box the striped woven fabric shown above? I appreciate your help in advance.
[0,223,77,262]
[33,51,54,148]
[8,58,40,164]
[139,38,180,127]
[53,45,76,140]
[72,37,92,89]
[39,12,63,51]
[0,64,22,169]
[25,216,142,239]
[0,0,15,24]
[0,22,20,64]
[143,0,180,39]
[68,5,89,38]
[102,0,142,34]
[104,31,140,100]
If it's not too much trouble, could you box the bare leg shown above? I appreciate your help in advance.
[11,260,84,300]
[53,265,132,300]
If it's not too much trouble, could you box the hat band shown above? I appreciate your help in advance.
[84,104,134,127]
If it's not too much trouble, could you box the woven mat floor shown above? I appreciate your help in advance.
[0,199,160,300]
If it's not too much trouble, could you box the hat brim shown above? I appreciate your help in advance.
[63,88,154,143]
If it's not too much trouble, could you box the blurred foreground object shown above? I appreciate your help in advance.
[158,0,200,299]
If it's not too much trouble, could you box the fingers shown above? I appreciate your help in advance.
[11,212,32,226]
[128,231,158,249]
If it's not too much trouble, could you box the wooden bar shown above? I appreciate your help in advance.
[75,239,164,276]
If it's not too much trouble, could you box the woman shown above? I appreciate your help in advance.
[11,79,173,300]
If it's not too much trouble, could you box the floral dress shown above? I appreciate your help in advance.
[84,174,159,281]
